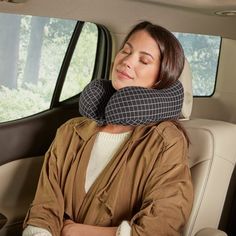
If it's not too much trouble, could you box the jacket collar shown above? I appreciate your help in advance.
[74,118,99,141]
[74,117,160,142]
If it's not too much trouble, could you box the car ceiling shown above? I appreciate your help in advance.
[0,0,236,39]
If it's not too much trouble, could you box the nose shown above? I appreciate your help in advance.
[122,54,135,69]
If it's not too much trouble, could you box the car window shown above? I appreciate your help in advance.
[0,13,99,123]
[60,22,98,101]
[174,33,221,96]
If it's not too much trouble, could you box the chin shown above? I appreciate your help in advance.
[112,79,123,90]
[112,78,133,90]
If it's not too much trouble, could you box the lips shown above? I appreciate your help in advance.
[116,69,133,80]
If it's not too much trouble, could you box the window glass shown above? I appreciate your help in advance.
[174,33,221,96]
[60,22,98,101]
[0,13,76,122]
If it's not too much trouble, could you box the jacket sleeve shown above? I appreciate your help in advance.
[129,134,194,236]
[23,126,68,236]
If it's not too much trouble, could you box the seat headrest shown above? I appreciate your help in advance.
[179,59,193,120]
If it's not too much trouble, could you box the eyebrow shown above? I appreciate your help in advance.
[125,42,155,60]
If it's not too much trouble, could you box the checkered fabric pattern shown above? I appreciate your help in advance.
[79,79,184,126]
[79,79,116,124]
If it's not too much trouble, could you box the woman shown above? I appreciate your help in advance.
[23,21,193,236]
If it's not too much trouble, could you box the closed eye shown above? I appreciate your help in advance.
[121,49,131,54]
[140,60,148,65]
[140,57,151,65]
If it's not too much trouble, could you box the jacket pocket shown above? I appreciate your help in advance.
[94,191,114,226]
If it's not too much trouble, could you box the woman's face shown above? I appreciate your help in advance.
[112,30,161,90]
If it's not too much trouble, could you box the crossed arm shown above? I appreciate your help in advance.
[23,221,118,236]
[61,220,117,236]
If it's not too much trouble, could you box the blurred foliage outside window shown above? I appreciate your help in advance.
[0,13,98,123]
[175,32,221,96]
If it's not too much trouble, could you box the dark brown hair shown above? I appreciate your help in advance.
[121,21,185,89]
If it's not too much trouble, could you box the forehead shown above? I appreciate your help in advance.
[125,30,160,57]
[127,29,152,41]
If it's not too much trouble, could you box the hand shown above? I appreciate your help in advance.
[61,219,117,236]
[61,219,80,236]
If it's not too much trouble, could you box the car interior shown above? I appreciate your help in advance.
[0,0,236,236]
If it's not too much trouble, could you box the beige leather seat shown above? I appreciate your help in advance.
[179,60,236,236]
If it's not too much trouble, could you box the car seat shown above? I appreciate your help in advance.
[179,60,236,236]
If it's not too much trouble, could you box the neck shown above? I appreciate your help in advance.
[99,124,134,134]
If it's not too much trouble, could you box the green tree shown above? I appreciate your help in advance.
[23,17,49,85]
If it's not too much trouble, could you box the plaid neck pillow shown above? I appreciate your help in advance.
[79,79,184,126]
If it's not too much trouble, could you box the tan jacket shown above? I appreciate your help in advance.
[24,117,193,236]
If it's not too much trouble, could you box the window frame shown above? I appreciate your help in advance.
[50,22,112,108]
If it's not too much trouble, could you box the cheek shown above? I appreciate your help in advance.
[151,64,160,81]
[111,53,125,77]
[113,53,122,64]
[111,55,120,73]
[139,66,160,87]
[111,61,117,77]
[141,67,157,78]
[153,67,160,80]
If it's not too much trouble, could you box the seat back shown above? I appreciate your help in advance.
[182,119,236,235]
[179,60,236,236]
